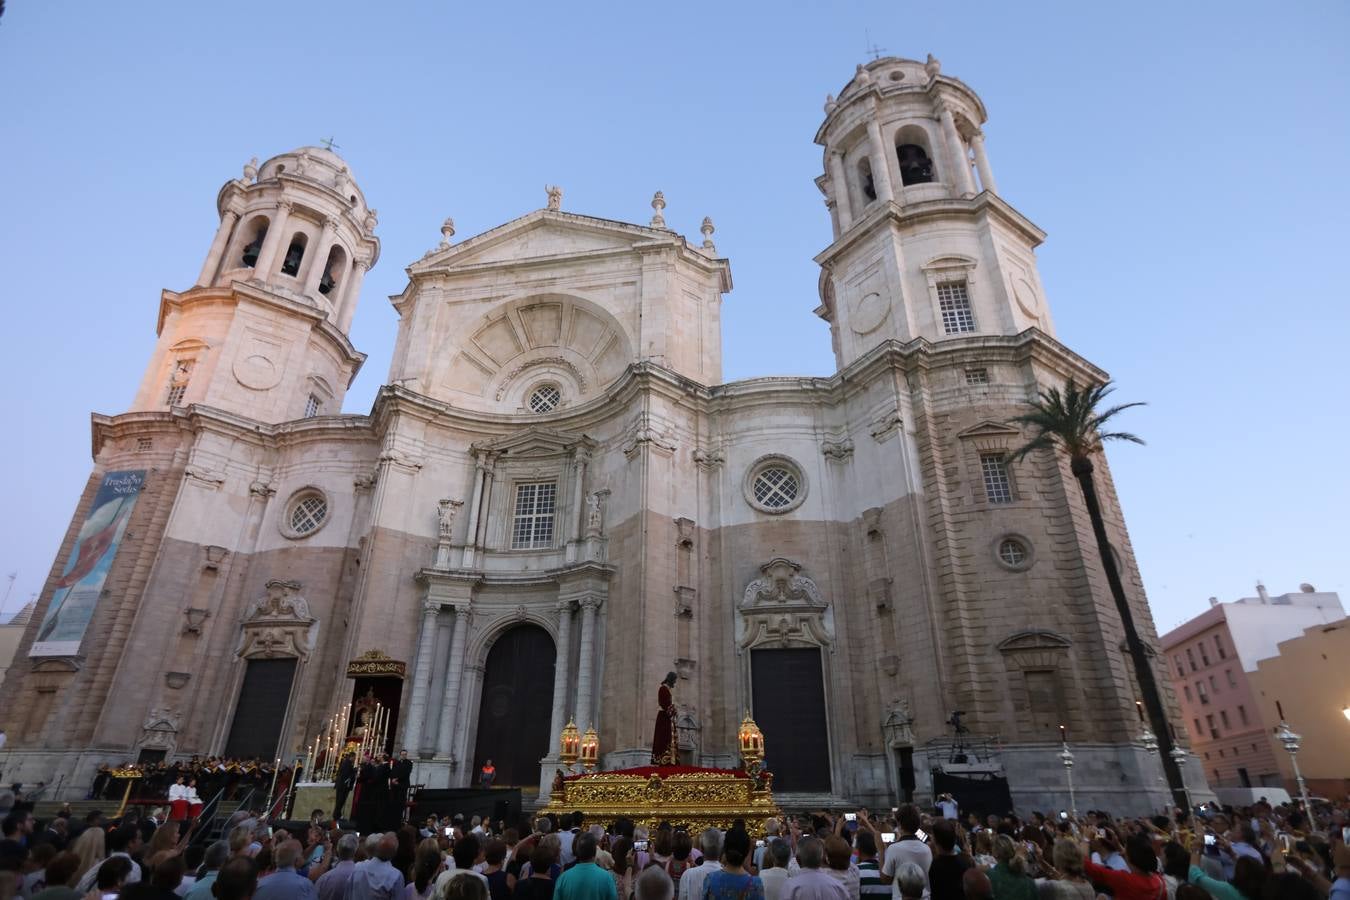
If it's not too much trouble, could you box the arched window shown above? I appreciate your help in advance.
[280,233,307,276]
[857,157,877,204]
[240,218,269,268]
[319,244,346,296]
[895,125,937,186]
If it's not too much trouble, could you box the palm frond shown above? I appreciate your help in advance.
[1006,378,1145,461]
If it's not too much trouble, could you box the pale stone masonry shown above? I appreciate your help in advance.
[1,56,1203,813]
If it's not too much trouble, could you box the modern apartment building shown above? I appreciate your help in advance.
[1161,584,1343,791]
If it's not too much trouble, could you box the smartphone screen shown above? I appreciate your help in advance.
[444,827,452,837]
[845,813,857,822]
[915,829,928,843]
[1204,834,1215,847]
[635,840,649,851]
[881,833,896,844]
[756,840,765,848]
[1058,811,1068,821]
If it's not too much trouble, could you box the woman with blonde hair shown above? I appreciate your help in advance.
[408,838,445,900]
[145,823,180,860]
[1036,838,1094,899]
[987,834,1036,900]
[69,828,106,887]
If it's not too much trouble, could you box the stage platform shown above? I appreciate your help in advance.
[543,765,780,832]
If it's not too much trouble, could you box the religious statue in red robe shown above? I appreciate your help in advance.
[650,671,679,765]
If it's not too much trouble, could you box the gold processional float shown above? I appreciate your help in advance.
[543,713,780,832]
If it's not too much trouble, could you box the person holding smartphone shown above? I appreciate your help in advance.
[878,805,931,897]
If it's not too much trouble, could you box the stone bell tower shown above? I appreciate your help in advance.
[128,147,380,423]
[814,55,1055,371]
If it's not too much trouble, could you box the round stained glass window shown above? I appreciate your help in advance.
[998,537,1029,568]
[752,466,799,510]
[528,384,561,413]
[289,493,328,535]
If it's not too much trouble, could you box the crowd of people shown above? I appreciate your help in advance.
[0,781,1347,900]
[87,760,290,806]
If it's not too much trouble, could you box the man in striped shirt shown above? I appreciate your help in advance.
[855,832,889,900]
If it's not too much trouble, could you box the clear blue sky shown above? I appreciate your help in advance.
[2,2,1347,633]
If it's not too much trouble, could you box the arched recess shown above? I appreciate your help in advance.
[737,558,836,793]
[893,123,939,186]
[434,293,634,411]
[469,622,557,786]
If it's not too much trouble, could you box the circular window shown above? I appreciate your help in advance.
[743,457,807,515]
[283,490,329,539]
[528,384,561,413]
[994,534,1034,571]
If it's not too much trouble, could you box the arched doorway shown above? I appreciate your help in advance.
[472,624,556,786]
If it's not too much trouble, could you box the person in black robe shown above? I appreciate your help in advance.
[371,754,393,831]
[389,750,413,827]
[352,756,377,833]
[333,752,356,822]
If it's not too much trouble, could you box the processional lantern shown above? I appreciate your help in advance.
[580,726,600,773]
[738,712,765,768]
[559,720,581,768]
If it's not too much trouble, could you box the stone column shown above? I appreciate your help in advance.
[436,606,470,759]
[970,131,997,194]
[865,118,896,204]
[337,259,367,332]
[461,462,488,568]
[197,209,240,286]
[252,201,292,278]
[938,105,977,197]
[404,602,440,757]
[548,600,575,741]
[475,464,496,548]
[827,152,853,229]
[574,596,601,731]
[301,216,338,297]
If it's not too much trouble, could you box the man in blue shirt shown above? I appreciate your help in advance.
[554,833,618,900]
[254,840,317,900]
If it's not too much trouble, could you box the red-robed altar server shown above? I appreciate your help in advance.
[650,671,678,765]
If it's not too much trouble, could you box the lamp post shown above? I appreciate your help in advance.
[1276,722,1312,813]
[559,720,580,773]
[1058,725,1076,818]
[1168,744,1191,814]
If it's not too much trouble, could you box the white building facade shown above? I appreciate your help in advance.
[0,56,1198,813]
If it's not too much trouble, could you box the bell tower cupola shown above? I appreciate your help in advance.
[130,148,380,423]
[813,55,1056,371]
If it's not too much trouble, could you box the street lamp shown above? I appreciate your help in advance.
[1276,722,1313,813]
[1059,725,1077,818]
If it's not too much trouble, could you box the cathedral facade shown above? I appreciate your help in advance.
[1,56,1204,813]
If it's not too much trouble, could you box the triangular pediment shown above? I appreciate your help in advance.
[473,426,594,457]
[956,420,1022,440]
[411,210,669,274]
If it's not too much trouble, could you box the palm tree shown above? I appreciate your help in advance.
[1008,379,1186,806]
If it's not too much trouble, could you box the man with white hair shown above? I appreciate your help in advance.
[754,819,782,871]
[346,832,402,900]
[636,866,675,900]
[316,833,360,900]
[676,829,722,900]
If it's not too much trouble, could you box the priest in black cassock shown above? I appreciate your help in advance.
[333,752,356,822]
[371,753,393,831]
[351,755,377,834]
[389,750,413,827]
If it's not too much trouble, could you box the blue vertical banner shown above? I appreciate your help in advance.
[30,470,147,657]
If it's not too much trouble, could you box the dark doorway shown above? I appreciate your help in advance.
[751,648,831,792]
[471,625,556,786]
[224,658,298,760]
[137,749,167,765]
[897,747,916,802]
